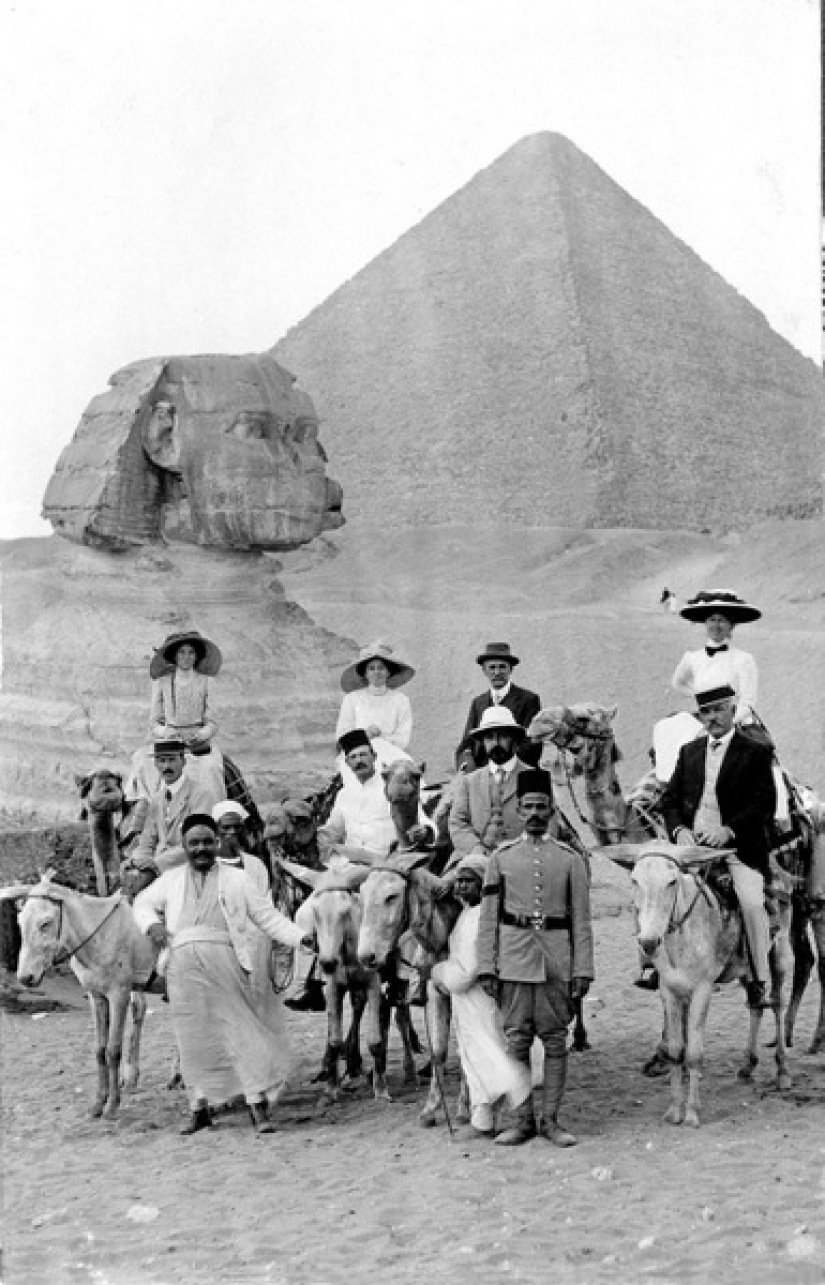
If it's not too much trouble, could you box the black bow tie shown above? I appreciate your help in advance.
[705,644,729,656]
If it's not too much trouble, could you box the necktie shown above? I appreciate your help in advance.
[710,739,723,753]
[165,789,173,803]
[706,644,729,656]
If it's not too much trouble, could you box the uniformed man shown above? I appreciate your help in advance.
[477,769,594,1147]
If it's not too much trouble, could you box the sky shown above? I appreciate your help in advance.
[0,0,820,539]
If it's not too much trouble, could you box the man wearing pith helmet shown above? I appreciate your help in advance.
[476,769,594,1148]
[456,643,541,772]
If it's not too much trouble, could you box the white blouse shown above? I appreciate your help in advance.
[335,687,412,750]
[671,645,759,723]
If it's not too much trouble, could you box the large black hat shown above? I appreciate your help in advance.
[150,630,223,679]
[679,592,761,625]
[476,641,520,667]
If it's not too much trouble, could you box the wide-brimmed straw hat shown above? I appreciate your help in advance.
[476,641,520,667]
[149,630,223,679]
[466,707,526,741]
[679,592,761,625]
[340,641,415,693]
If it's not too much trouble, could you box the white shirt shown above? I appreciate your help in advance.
[336,687,412,750]
[489,681,512,706]
[671,645,759,723]
[319,771,434,854]
[487,756,517,778]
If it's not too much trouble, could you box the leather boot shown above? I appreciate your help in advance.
[249,1101,276,1135]
[494,1094,536,1146]
[179,1102,212,1136]
[539,1053,577,1147]
[285,977,326,1012]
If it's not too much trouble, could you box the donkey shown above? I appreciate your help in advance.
[281,858,418,1100]
[0,874,158,1119]
[601,842,793,1127]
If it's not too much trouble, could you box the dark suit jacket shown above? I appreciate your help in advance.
[456,684,542,770]
[660,730,776,873]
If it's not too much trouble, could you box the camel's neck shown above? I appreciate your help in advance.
[390,795,419,845]
[89,809,121,895]
[583,740,628,836]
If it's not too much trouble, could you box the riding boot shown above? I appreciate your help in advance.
[494,1094,536,1146]
[539,1053,577,1147]
[285,975,326,1012]
[248,1101,276,1135]
[179,1100,212,1136]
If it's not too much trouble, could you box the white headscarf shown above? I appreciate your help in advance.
[211,800,249,823]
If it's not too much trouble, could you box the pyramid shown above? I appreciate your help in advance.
[271,133,824,532]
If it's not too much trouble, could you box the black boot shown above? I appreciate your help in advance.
[745,980,776,1011]
[285,977,326,1012]
[495,1094,537,1146]
[634,968,660,991]
[249,1101,276,1135]
[539,1053,577,1147]
[179,1102,212,1136]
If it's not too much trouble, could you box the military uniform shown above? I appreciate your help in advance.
[477,830,594,1143]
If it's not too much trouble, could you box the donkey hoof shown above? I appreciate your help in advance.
[777,1072,793,1092]
[166,1072,183,1090]
[419,1109,439,1128]
[120,1066,138,1090]
[808,1037,824,1055]
[683,1108,700,1128]
[455,1107,471,1126]
[322,1086,341,1104]
[101,1103,119,1120]
[90,1102,105,1119]
[663,1104,684,1125]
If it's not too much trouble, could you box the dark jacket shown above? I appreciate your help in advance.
[456,685,542,771]
[660,730,776,873]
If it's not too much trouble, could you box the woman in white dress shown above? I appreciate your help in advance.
[335,641,415,771]
[671,591,761,724]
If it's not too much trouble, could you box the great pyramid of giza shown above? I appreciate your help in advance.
[271,132,824,532]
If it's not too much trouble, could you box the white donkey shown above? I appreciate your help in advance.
[0,874,157,1119]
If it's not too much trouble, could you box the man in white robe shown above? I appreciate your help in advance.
[430,855,531,1140]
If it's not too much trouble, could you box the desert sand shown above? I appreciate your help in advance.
[3,853,824,1285]
[3,515,825,1284]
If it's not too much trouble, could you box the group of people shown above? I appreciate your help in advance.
[119,589,793,1142]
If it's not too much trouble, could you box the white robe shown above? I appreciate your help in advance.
[431,904,530,1120]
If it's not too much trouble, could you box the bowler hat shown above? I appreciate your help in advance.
[340,641,415,694]
[476,642,520,667]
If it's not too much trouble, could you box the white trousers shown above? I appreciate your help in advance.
[727,856,769,984]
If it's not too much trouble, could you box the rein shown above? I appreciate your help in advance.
[26,891,124,967]
[648,854,716,936]
[367,864,447,958]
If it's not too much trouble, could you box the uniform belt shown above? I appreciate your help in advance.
[501,910,571,931]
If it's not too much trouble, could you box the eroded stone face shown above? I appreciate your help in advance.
[43,353,344,551]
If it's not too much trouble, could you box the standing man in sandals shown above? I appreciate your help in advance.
[476,769,594,1148]
[456,643,541,772]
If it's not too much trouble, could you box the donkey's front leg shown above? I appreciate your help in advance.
[367,979,391,1100]
[419,989,450,1127]
[683,983,712,1127]
[662,990,686,1125]
[90,994,110,1118]
[102,989,131,1118]
[120,990,146,1089]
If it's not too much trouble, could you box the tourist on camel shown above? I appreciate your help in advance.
[125,630,225,827]
[133,814,312,1136]
[336,641,415,776]
[671,592,761,726]
[125,740,219,894]
[456,642,541,773]
[659,683,777,1011]
[449,708,582,874]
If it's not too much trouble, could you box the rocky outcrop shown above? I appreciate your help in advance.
[0,536,355,823]
[271,132,825,533]
[43,353,344,551]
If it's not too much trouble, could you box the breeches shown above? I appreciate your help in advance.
[727,856,769,983]
[499,979,571,1063]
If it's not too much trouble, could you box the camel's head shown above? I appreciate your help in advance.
[76,769,124,818]
[382,760,425,805]
[528,704,619,775]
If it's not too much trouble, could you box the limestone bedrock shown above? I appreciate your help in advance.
[43,353,344,551]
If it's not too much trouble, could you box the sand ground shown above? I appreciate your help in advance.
[3,855,825,1285]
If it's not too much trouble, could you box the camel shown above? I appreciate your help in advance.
[76,768,131,896]
[0,873,157,1118]
[599,842,793,1127]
